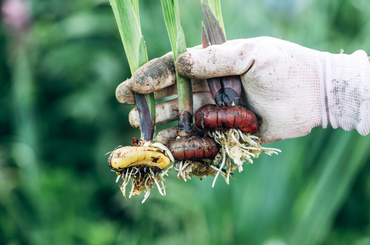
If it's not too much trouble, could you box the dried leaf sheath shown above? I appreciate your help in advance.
[205,0,226,38]
[202,1,241,107]
[202,1,226,45]
[135,93,154,141]
[137,37,156,140]
[202,25,222,104]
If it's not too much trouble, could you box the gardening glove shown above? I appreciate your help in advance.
[116,36,370,144]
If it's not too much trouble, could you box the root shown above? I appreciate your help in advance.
[209,128,281,185]
[116,166,168,204]
[174,159,223,181]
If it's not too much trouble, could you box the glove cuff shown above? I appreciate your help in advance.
[322,50,370,135]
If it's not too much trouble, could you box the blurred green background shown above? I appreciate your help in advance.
[1,0,370,244]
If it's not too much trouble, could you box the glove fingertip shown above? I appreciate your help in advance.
[116,80,136,105]
[131,52,176,94]
[128,108,141,129]
[175,52,198,79]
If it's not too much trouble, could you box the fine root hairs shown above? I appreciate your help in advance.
[209,128,281,186]
[174,158,225,184]
[111,141,174,203]
[117,166,168,204]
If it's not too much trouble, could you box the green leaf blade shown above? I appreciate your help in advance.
[160,0,181,58]
[109,0,142,74]
[161,0,193,136]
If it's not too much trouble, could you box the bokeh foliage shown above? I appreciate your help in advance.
[1,0,370,244]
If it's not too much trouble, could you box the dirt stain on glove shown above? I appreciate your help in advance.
[176,53,196,79]
[131,53,176,94]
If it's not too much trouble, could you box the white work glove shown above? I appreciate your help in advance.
[116,36,370,144]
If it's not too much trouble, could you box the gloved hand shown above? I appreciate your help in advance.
[116,36,370,144]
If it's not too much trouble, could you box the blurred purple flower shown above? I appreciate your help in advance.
[1,0,31,34]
